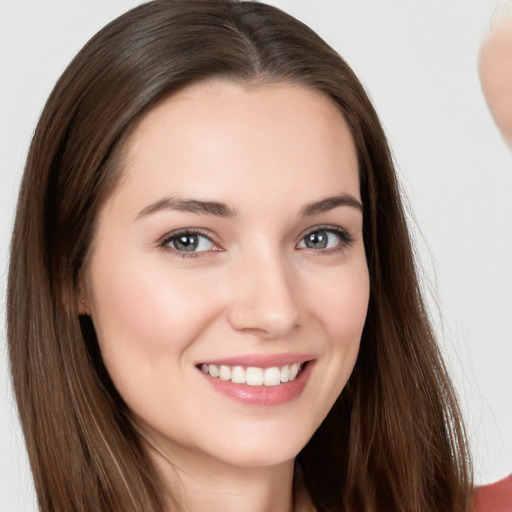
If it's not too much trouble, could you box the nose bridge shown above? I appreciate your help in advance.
[228,245,300,338]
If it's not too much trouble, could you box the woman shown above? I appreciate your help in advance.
[7,1,473,510]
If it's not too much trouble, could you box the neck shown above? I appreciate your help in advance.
[133,417,316,512]
[155,449,295,512]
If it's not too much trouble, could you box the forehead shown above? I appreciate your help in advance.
[114,80,360,213]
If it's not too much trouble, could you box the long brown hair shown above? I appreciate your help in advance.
[7,1,472,511]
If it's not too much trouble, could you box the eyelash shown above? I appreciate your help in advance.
[159,228,220,258]
[299,225,355,255]
[158,225,354,258]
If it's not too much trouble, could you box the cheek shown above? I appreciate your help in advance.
[313,260,369,388]
[313,261,370,341]
[85,254,218,393]
[290,259,368,433]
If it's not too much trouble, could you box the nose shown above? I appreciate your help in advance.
[227,251,301,339]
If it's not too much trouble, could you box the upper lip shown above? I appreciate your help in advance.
[197,352,314,368]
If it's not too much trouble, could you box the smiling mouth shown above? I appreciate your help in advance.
[199,362,306,386]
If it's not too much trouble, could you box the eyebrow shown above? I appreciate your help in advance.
[135,197,238,220]
[135,193,362,221]
[301,194,363,216]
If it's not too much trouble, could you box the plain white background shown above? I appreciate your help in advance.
[1,1,511,510]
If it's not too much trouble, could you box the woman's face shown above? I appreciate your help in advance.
[83,81,369,471]
[479,3,512,148]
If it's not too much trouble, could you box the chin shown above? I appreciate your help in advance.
[204,419,318,469]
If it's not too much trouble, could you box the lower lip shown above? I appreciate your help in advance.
[199,362,313,406]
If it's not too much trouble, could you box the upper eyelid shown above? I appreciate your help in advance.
[301,224,344,234]
[160,227,215,241]
[298,224,352,239]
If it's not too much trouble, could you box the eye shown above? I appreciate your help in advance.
[297,227,352,251]
[161,230,217,254]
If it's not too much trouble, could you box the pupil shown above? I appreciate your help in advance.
[307,231,327,249]
[175,235,198,252]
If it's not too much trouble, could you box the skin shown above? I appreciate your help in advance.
[479,2,512,149]
[81,81,369,512]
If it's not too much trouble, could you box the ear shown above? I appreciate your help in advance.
[77,282,92,316]
[78,298,89,316]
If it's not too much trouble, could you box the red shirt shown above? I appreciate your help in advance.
[473,475,512,512]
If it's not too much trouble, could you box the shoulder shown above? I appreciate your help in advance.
[473,474,512,512]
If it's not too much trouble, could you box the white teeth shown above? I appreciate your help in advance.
[246,367,264,386]
[263,367,281,387]
[289,363,300,380]
[231,366,246,384]
[219,365,231,381]
[201,362,304,386]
